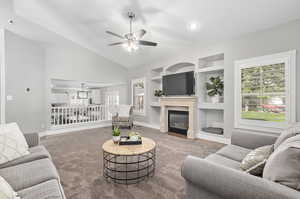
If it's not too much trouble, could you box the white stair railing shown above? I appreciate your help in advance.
[51,105,109,127]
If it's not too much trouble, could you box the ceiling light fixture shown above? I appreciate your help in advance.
[188,22,198,31]
[122,40,139,52]
[106,12,157,52]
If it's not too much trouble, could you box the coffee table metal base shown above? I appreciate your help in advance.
[103,148,156,184]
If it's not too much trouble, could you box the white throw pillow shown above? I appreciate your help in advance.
[118,105,131,117]
[0,176,20,199]
[0,123,29,165]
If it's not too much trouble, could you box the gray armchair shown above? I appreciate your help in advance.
[112,105,133,129]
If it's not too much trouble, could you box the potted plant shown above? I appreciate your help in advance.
[154,89,164,97]
[206,76,224,103]
[112,126,121,144]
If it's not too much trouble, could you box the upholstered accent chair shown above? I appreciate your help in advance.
[112,105,133,129]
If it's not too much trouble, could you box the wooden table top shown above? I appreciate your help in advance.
[102,137,156,155]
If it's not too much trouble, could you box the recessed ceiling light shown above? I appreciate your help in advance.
[188,22,198,31]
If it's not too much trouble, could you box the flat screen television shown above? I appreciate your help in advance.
[162,71,195,96]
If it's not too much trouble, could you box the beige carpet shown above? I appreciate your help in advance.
[42,126,224,199]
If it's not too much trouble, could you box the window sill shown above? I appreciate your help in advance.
[234,121,288,134]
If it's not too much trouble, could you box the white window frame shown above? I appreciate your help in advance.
[234,50,296,133]
[131,77,146,116]
[105,90,120,119]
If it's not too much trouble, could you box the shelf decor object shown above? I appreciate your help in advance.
[154,89,164,97]
[206,76,224,104]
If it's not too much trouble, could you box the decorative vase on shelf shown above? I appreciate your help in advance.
[211,95,220,104]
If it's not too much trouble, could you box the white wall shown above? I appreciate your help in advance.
[128,19,300,137]
[5,30,46,133]
[0,29,6,123]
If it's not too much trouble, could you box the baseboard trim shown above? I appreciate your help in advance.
[196,132,231,144]
[134,122,160,130]
[40,121,230,144]
[39,121,112,137]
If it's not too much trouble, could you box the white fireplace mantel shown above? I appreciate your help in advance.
[160,96,198,139]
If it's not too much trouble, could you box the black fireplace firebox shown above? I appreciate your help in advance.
[168,110,189,135]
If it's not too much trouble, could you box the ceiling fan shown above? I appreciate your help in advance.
[106,12,158,52]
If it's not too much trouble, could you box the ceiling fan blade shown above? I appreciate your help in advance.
[134,29,146,39]
[138,40,158,46]
[106,31,125,39]
[108,42,124,46]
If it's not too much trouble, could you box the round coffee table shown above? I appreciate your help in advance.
[102,137,156,184]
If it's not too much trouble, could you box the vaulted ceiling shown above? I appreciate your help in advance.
[9,0,300,68]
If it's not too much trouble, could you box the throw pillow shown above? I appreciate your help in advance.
[263,134,300,190]
[241,145,273,176]
[274,124,300,150]
[0,176,20,199]
[245,160,267,176]
[0,123,29,165]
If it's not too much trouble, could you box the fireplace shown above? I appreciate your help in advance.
[168,110,189,135]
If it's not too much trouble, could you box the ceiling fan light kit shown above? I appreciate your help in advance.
[106,12,157,52]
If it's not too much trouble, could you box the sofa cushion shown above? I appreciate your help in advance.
[118,105,131,117]
[0,123,29,165]
[216,145,251,162]
[118,117,130,122]
[263,135,300,190]
[205,154,242,170]
[0,146,51,169]
[17,180,64,199]
[274,125,300,150]
[0,175,20,199]
[0,159,59,191]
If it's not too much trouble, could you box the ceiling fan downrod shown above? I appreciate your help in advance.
[128,12,135,35]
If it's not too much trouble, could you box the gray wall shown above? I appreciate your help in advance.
[44,43,129,128]
[128,19,300,137]
[5,30,46,133]
[4,30,129,132]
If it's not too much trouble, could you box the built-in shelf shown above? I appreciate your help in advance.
[197,65,224,73]
[150,101,160,107]
[197,53,225,140]
[151,76,162,81]
[198,103,224,110]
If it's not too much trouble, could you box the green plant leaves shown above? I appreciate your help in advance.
[206,76,224,97]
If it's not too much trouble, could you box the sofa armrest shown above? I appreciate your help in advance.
[24,133,40,147]
[181,156,299,199]
[231,129,278,149]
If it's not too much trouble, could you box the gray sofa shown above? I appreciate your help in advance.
[182,129,300,199]
[0,133,65,199]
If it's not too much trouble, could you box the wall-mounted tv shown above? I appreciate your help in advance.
[162,71,195,96]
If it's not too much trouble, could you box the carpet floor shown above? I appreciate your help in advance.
[42,126,225,199]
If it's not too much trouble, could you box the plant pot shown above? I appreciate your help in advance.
[112,136,120,144]
[210,95,220,104]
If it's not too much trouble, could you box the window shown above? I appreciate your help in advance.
[235,50,296,132]
[105,91,119,106]
[105,91,119,119]
[131,78,146,115]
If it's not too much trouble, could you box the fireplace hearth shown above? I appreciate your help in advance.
[168,110,189,135]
